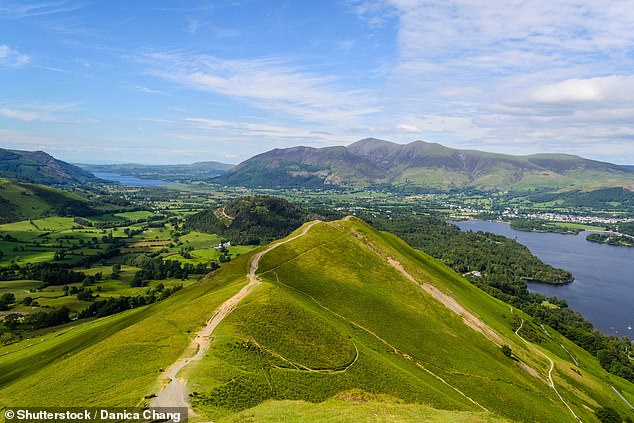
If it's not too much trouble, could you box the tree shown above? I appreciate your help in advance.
[111,264,121,279]
[1,293,16,304]
[76,288,95,302]
[501,345,512,358]
[3,313,20,330]
[23,297,33,306]
[596,407,621,423]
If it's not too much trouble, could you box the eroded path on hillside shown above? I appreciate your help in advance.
[151,221,321,412]
[515,318,582,422]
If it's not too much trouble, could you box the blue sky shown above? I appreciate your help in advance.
[1,1,634,164]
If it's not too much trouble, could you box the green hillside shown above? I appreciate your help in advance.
[186,195,323,244]
[1,219,632,422]
[0,179,89,223]
[0,148,99,186]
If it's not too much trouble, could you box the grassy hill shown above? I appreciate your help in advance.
[0,148,99,186]
[0,219,632,422]
[186,196,325,245]
[215,138,634,192]
[0,179,90,223]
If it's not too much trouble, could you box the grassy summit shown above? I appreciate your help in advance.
[0,218,632,422]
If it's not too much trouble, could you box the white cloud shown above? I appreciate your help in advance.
[339,38,355,52]
[142,52,378,124]
[0,1,84,19]
[0,44,30,67]
[182,117,356,144]
[527,75,634,105]
[344,1,634,162]
[0,102,86,123]
[438,86,483,98]
[396,123,420,133]
[0,108,40,121]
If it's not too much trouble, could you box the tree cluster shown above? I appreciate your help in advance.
[79,284,182,319]
[129,255,217,287]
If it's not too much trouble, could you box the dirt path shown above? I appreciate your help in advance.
[214,206,233,223]
[515,319,582,422]
[611,385,634,410]
[386,257,504,346]
[151,221,321,412]
[539,323,579,366]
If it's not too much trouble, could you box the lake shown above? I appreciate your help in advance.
[453,220,634,336]
[93,172,171,187]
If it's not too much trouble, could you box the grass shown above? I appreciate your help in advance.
[179,219,631,422]
[549,222,604,231]
[0,254,251,408]
[113,211,156,220]
[0,179,85,222]
[1,218,632,422]
[31,217,77,232]
[224,392,510,422]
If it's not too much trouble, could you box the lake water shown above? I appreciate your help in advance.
[453,220,634,336]
[93,172,171,187]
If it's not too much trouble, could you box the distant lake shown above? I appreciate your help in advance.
[93,172,171,187]
[453,220,634,336]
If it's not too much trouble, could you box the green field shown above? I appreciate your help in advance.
[0,208,254,324]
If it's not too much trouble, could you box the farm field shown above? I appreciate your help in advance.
[0,192,256,338]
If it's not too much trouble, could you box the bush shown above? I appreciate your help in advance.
[595,407,621,423]
[501,345,512,358]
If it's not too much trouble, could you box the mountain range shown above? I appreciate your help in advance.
[215,138,634,192]
[3,141,634,194]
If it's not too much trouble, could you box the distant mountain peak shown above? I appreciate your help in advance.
[213,138,634,191]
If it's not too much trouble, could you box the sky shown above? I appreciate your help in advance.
[1,1,634,165]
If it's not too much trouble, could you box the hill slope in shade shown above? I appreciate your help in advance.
[0,148,100,185]
[215,138,634,191]
[0,219,632,422]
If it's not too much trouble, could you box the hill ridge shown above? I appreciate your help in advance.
[214,138,634,191]
[0,148,99,185]
[151,220,322,412]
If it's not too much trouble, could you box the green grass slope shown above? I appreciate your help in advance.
[1,219,632,422]
[188,218,633,421]
[0,179,88,223]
